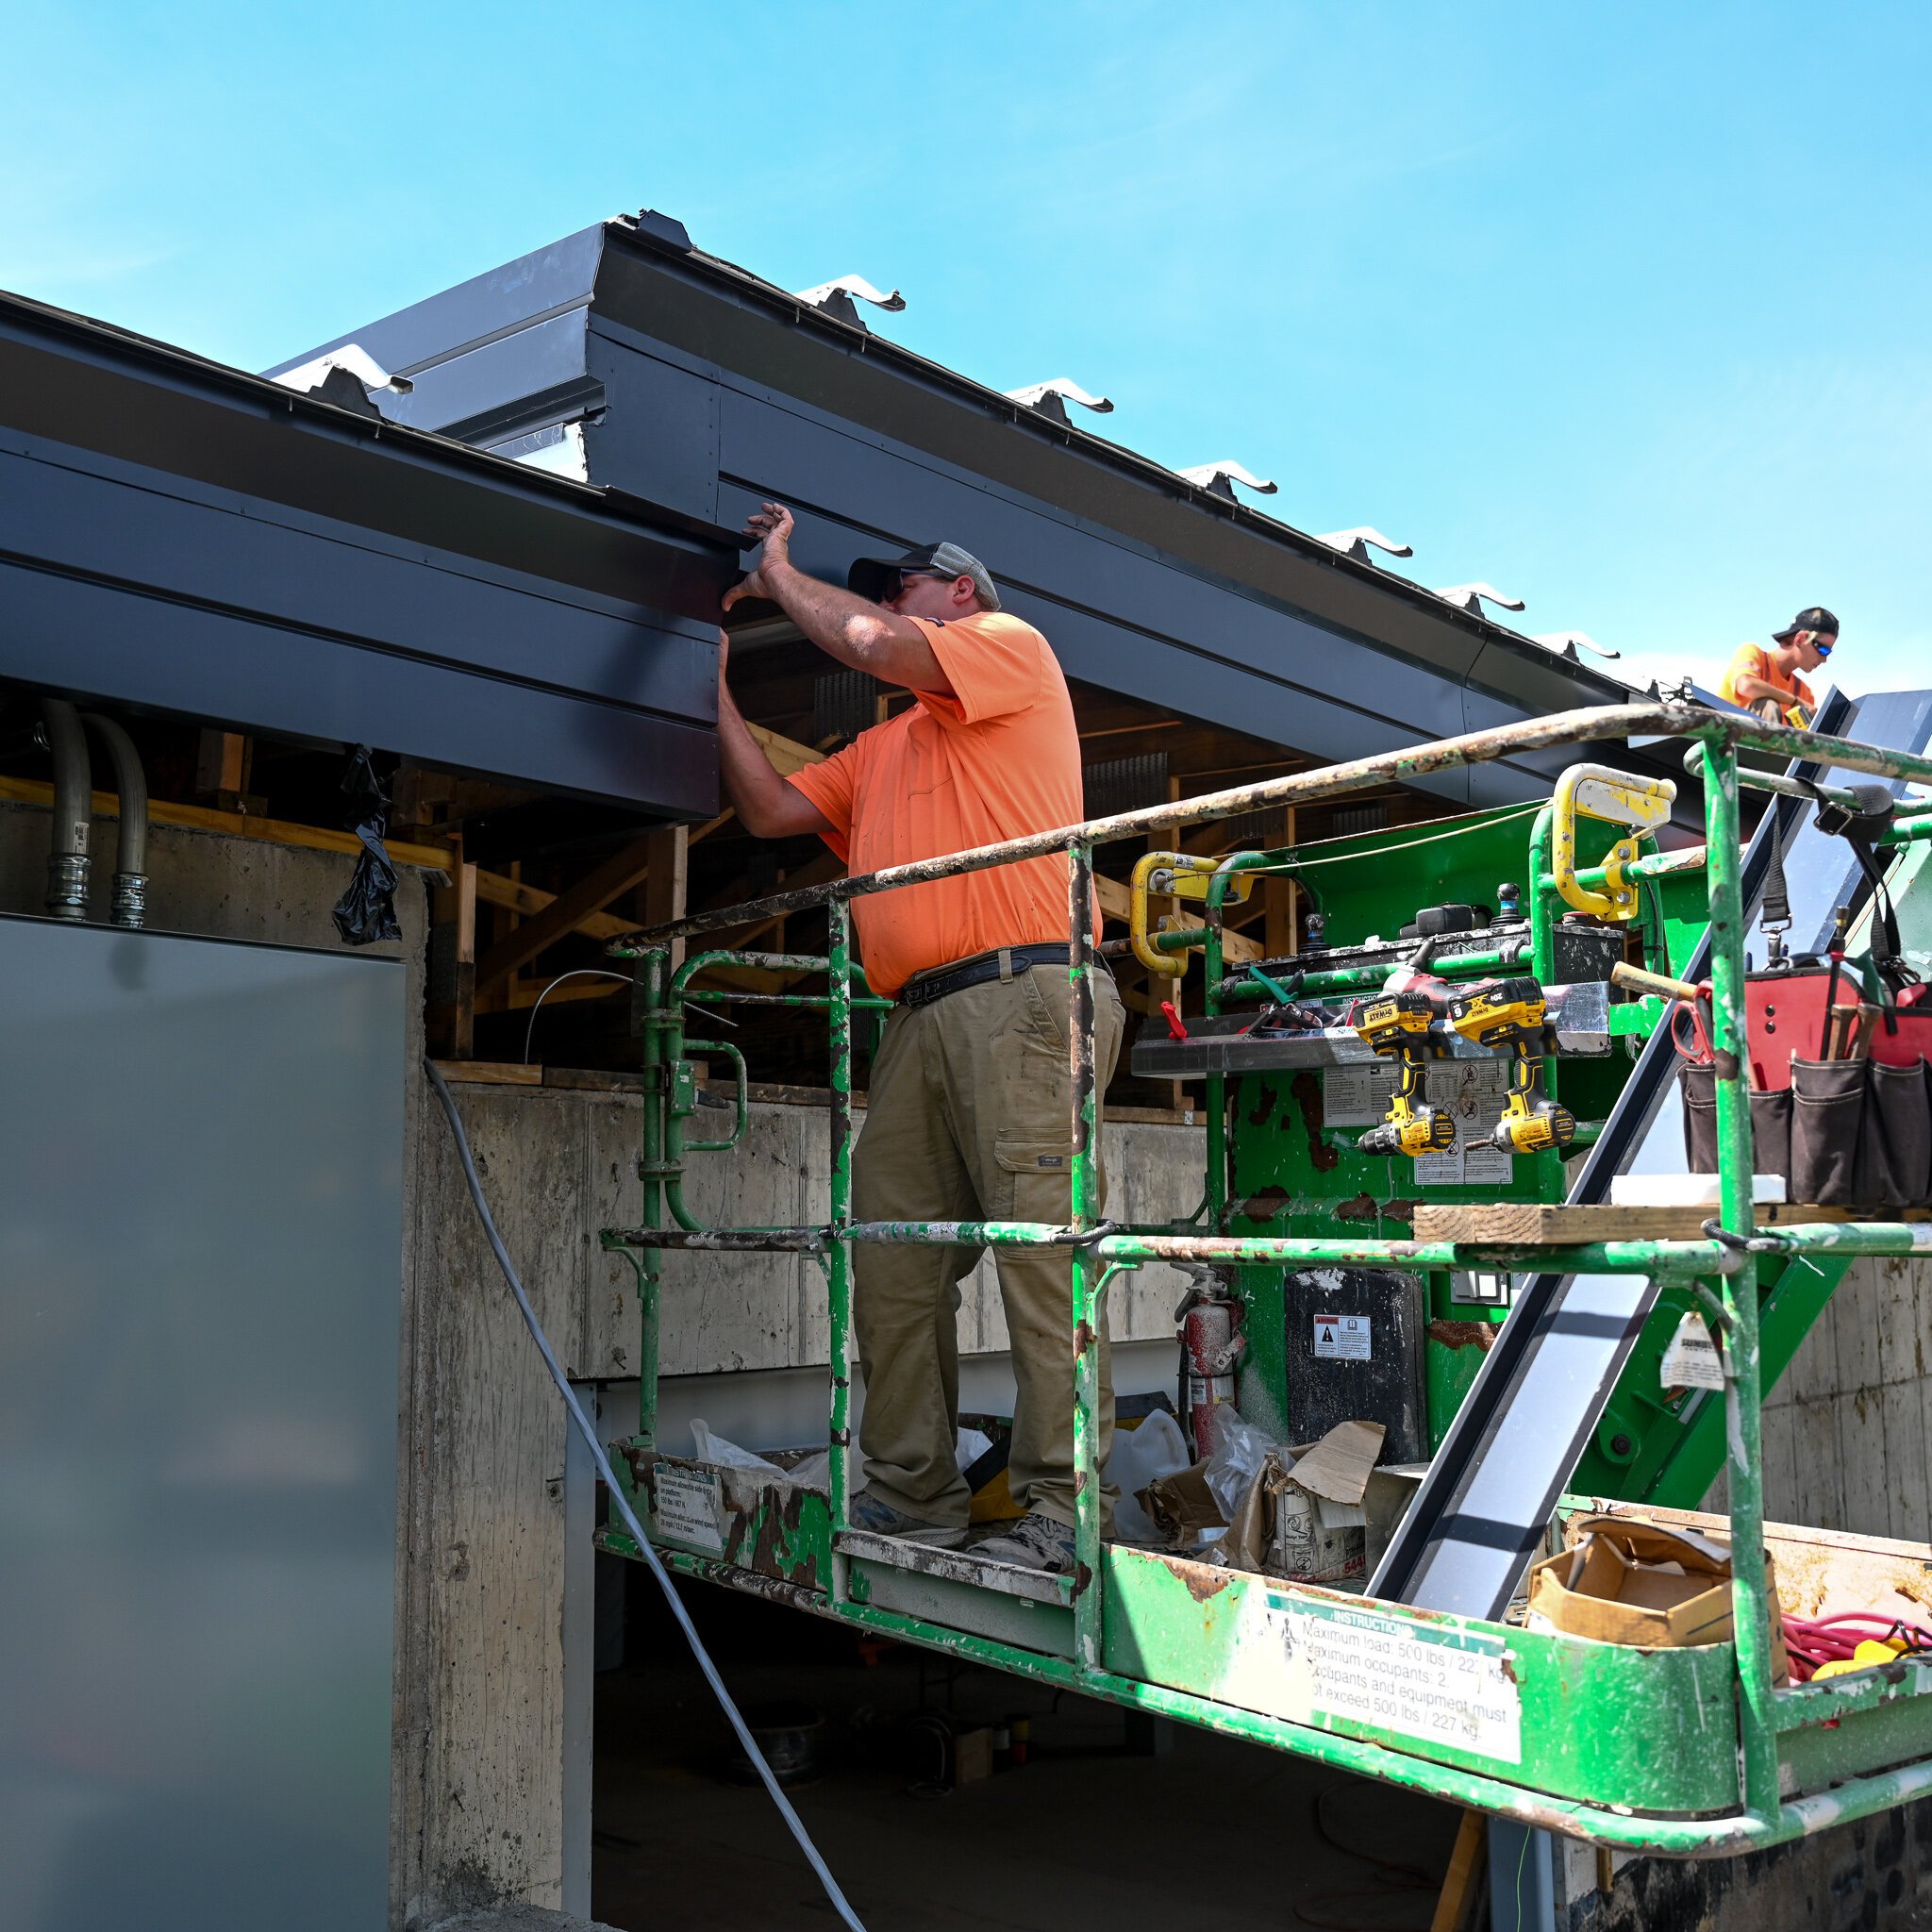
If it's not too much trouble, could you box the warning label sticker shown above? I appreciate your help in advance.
[1660,1310,1726,1391]
[1283,1598,1523,1764]
[1313,1312,1373,1360]
[1324,1064,1398,1127]
[654,1464,724,1555]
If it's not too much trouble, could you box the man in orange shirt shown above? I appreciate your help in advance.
[1717,607,1838,725]
[717,504,1125,1572]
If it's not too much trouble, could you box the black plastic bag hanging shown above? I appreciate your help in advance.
[331,744,402,946]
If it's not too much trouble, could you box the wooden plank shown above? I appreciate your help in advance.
[193,728,251,804]
[1430,1809,1487,1932]
[429,860,478,1058]
[1409,1201,1928,1243]
[641,824,689,974]
[434,1059,543,1086]
[746,721,824,776]
[474,832,659,995]
[473,867,633,941]
[0,773,451,870]
[713,848,845,948]
[1092,870,1262,960]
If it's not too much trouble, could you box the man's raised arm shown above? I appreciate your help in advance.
[715,631,836,840]
[723,503,956,696]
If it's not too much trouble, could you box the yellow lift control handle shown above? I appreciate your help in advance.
[1551,763,1677,923]
[1127,851,1257,976]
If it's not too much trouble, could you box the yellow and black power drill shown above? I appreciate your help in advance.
[1353,991,1457,1158]
[1445,976,1576,1155]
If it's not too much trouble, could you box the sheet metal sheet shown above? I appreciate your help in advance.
[0,916,403,1931]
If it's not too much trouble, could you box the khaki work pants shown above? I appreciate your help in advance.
[851,956,1126,1530]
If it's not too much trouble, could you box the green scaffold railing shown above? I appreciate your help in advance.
[599,701,1932,1859]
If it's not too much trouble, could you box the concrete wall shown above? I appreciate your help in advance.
[1707,1254,1932,1542]
[408,1074,1204,1919]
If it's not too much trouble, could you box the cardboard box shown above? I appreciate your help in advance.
[1141,1461,1227,1545]
[1268,1420,1387,1582]
[1526,1513,1789,1678]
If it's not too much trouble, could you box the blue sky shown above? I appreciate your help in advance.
[6,1,1926,695]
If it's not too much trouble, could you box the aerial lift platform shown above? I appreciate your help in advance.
[594,698,1932,1869]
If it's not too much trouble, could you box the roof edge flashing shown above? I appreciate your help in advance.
[588,220,1618,691]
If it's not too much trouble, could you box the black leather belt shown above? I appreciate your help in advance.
[898,943,1078,1008]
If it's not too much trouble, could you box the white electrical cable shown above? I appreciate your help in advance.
[521,970,634,1063]
[520,970,740,1065]
[425,1058,869,1932]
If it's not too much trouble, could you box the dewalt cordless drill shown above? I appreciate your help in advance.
[1445,976,1576,1155]
[1353,991,1457,1158]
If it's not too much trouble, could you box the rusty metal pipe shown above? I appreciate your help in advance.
[39,698,91,919]
[613,704,1932,949]
[80,712,148,927]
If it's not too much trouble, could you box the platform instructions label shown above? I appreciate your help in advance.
[654,1465,724,1555]
[1279,1597,1523,1764]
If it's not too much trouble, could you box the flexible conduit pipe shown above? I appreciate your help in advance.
[81,712,149,927]
[40,698,91,919]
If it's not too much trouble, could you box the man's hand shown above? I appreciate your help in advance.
[722,502,795,612]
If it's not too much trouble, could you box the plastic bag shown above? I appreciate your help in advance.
[1103,1409,1191,1542]
[765,1425,993,1496]
[330,744,402,946]
[690,1419,791,1481]
[1204,1406,1284,1524]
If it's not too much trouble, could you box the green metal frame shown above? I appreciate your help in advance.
[596,702,1932,1857]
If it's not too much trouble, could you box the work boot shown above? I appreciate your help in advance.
[846,1487,967,1549]
[975,1511,1077,1573]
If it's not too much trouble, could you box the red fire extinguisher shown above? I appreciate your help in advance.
[1176,1274,1247,1460]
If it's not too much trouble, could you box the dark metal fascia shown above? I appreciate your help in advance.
[594,217,1627,699]
[0,295,742,624]
[0,286,741,563]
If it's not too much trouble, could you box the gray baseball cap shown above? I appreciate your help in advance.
[847,541,1001,612]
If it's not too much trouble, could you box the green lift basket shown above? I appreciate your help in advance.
[595,701,1932,1862]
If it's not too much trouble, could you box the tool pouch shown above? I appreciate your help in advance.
[1678,1064,1792,1192]
[1857,1058,1932,1209]
[1679,1063,1718,1174]
[1751,1087,1793,1194]
[1790,1058,1868,1207]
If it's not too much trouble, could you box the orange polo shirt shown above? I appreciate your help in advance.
[786,611,1092,997]
[1719,642,1815,716]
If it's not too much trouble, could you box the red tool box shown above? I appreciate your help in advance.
[1747,972,1932,1089]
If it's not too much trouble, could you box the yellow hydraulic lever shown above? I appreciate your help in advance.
[1128,851,1256,975]
[1550,762,1676,923]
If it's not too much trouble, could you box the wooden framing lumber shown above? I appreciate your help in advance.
[0,774,451,871]
[1410,1201,1932,1243]
[473,832,662,995]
